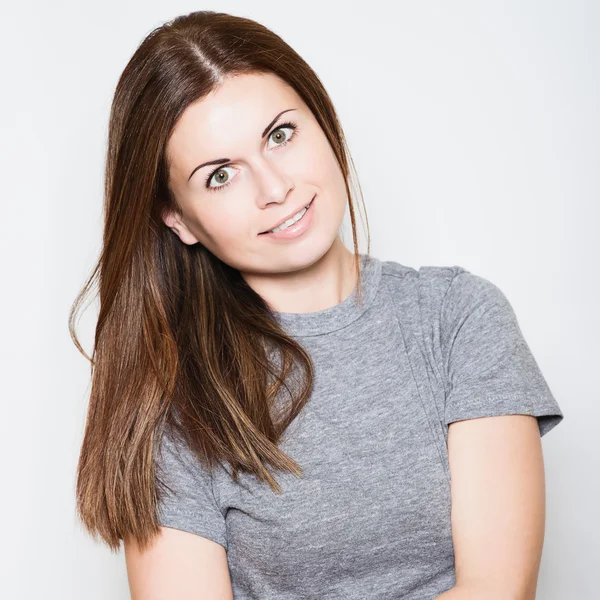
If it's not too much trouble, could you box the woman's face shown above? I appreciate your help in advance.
[163,72,348,275]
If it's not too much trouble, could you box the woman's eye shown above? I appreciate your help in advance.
[204,123,298,192]
[267,125,297,149]
[204,165,237,192]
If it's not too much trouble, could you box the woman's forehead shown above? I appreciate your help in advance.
[180,74,297,131]
[167,74,303,173]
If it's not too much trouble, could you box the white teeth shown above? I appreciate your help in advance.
[269,205,309,233]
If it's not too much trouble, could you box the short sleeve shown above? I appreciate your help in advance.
[154,426,228,550]
[440,269,564,437]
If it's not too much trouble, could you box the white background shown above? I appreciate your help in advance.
[1,1,597,598]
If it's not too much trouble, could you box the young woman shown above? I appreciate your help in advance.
[71,10,564,600]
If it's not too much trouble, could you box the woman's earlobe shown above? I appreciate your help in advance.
[163,214,199,246]
[177,226,200,245]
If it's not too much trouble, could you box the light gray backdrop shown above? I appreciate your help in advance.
[1,1,596,598]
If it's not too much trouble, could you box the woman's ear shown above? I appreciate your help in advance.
[162,209,200,245]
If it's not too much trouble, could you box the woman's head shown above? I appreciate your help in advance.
[164,71,349,275]
[102,8,365,281]
[72,9,369,553]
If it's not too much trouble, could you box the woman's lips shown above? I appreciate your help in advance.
[258,195,316,240]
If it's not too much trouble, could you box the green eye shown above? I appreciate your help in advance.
[204,120,299,193]
[204,166,236,192]
[267,121,299,149]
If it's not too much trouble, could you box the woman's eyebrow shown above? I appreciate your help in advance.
[260,108,297,138]
[187,108,298,183]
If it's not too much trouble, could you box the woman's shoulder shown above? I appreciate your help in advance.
[377,258,511,334]
[378,257,469,303]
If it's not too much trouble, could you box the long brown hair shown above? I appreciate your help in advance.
[70,10,370,553]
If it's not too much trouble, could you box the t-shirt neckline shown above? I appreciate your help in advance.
[274,253,382,337]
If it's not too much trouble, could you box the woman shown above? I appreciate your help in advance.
[71,10,564,599]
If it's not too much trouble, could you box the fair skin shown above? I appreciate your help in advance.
[125,72,547,599]
[435,414,546,600]
[162,71,357,315]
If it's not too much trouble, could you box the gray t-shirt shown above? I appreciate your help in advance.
[154,254,564,599]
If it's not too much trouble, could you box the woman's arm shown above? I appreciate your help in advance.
[124,527,234,600]
[435,414,546,600]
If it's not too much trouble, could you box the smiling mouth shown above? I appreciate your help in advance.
[258,195,315,235]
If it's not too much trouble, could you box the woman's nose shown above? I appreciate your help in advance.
[252,157,294,207]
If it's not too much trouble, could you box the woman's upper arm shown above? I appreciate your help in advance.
[134,423,231,598]
[124,526,233,600]
[447,413,545,599]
